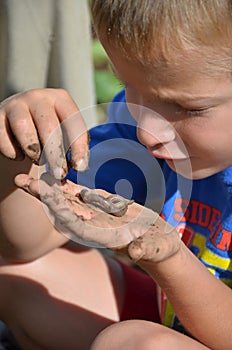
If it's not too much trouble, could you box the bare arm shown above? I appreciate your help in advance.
[131,238,232,350]
[0,88,89,261]
[13,169,232,349]
[0,155,69,261]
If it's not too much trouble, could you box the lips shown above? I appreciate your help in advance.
[150,151,173,160]
[147,147,190,161]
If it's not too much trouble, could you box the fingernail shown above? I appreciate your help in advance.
[74,152,89,172]
[26,143,41,163]
[27,143,41,158]
[53,167,67,180]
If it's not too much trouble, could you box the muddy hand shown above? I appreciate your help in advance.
[15,173,181,257]
[14,173,160,248]
[125,216,181,263]
[0,89,89,179]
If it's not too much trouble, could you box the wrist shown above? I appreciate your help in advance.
[137,240,186,275]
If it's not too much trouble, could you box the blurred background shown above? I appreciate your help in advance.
[92,36,123,122]
[0,0,122,127]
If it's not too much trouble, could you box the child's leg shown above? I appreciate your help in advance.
[0,245,124,350]
[0,244,160,350]
[90,320,211,350]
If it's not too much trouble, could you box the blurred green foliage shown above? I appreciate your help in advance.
[92,39,123,103]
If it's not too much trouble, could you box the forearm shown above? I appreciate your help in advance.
[0,155,68,261]
[138,242,232,350]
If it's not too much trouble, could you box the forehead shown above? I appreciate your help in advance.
[102,37,232,100]
[111,55,232,106]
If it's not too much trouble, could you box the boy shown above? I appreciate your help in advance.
[0,0,232,349]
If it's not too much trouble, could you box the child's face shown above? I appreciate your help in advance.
[103,39,232,180]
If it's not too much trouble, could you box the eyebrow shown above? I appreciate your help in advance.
[153,92,215,103]
[110,63,227,104]
[155,91,227,106]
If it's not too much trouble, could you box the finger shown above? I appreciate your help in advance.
[14,174,32,188]
[14,174,41,198]
[128,217,181,263]
[0,110,25,160]
[15,174,134,247]
[55,92,89,172]
[15,172,160,249]
[32,100,68,179]
[6,103,41,162]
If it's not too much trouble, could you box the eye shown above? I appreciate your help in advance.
[176,106,210,117]
[185,108,208,116]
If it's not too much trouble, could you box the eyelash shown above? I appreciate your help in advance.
[176,106,209,117]
[185,109,205,116]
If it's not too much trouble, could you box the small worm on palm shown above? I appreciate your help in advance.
[79,189,133,217]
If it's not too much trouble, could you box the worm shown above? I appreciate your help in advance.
[79,189,133,217]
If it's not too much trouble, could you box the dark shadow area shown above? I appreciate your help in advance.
[0,245,120,350]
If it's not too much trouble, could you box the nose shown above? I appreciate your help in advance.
[136,107,176,148]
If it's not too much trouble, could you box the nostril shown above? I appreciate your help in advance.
[137,131,164,149]
[149,143,164,151]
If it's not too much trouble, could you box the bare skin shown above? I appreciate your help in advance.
[0,156,126,350]
[0,89,89,179]
[15,173,232,350]
[15,173,180,256]
[90,320,211,350]
[0,39,232,348]
[0,245,125,350]
[0,153,180,350]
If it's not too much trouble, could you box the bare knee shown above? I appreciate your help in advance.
[90,320,175,350]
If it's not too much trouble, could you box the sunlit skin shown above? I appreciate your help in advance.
[101,38,232,180]
[1,41,232,350]
[1,12,232,348]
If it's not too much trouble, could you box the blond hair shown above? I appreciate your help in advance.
[91,0,232,76]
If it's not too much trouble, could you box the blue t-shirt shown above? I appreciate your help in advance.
[67,89,232,327]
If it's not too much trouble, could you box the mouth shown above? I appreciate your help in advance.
[147,148,190,161]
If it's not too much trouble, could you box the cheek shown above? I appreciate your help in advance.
[178,120,230,160]
[173,119,211,156]
[184,107,232,157]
